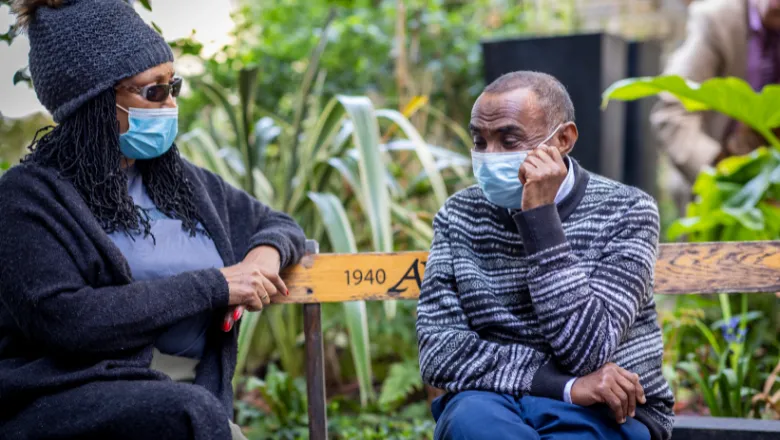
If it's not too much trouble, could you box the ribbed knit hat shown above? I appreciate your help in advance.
[15,0,174,122]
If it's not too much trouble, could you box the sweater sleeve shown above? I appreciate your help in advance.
[0,170,230,355]
[513,196,659,376]
[416,206,573,399]
[193,166,306,269]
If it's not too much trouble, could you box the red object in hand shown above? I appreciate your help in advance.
[223,306,245,332]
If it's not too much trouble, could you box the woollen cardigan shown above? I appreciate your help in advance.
[0,160,306,439]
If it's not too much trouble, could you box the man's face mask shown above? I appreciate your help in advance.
[471,125,561,209]
[116,105,178,160]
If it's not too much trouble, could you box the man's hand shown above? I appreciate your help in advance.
[519,145,567,211]
[570,362,646,424]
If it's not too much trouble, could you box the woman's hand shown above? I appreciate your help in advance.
[219,261,286,311]
[221,246,288,331]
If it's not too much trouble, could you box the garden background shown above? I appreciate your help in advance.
[0,1,778,439]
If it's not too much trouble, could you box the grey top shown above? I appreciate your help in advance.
[108,166,224,359]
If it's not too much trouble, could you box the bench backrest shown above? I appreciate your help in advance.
[278,240,780,440]
[280,241,780,303]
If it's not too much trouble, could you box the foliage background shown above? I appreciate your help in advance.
[1,0,778,438]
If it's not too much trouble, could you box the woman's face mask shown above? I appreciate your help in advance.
[116,105,178,160]
[471,125,561,209]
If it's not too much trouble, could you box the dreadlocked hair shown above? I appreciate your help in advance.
[22,87,202,238]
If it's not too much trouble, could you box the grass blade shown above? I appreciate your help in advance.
[337,96,395,318]
[308,191,374,406]
[233,309,263,391]
[376,109,449,207]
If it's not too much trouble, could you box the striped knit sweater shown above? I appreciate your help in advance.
[416,159,674,440]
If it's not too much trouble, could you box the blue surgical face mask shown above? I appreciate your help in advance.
[116,105,178,160]
[471,125,561,209]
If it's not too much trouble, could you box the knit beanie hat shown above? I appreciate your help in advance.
[14,0,174,122]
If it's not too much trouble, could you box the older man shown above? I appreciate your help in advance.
[652,0,780,212]
[416,71,674,440]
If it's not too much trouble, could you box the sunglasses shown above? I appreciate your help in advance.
[118,77,183,103]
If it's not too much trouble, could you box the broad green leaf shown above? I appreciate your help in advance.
[724,165,773,210]
[308,192,374,406]
[377,109,448,207]
[139,0,152,11]
[238,68,260,191]
[252,169,275,206]
[602,76,780,149]
[337,96,395,318]
[253,117,281,171]
[722,206,765,231]
[391,202,434,245]
[717,371,735,415]
[327,158,363,206]
[421,104,473,153]
[693,319,722,356]
[378,361,424,410]
[716,147,773,182]
[177,128,241,188]
[288,98,347,212]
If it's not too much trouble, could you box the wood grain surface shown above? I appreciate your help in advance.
[276,241,780,304]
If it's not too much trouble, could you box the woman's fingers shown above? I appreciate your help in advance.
[261,278,275,305]
[266,271,289,297]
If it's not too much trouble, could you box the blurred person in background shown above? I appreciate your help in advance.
[0,1,305,439]
[651,0,780,213]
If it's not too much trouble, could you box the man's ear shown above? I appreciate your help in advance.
[557,122,578,156]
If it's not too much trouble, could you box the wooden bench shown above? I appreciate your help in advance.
[276,240,780,440]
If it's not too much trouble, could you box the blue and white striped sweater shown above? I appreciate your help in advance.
[416,159,674,440]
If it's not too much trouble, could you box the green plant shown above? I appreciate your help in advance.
[378,360,424,411]
[236,365,435,440]
[675,296,766,417]
[178,32,469,407]
[603,75,780,417]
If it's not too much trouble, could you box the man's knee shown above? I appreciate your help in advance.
[434,391,537,440]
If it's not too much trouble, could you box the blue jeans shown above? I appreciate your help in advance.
[432,391,650,440]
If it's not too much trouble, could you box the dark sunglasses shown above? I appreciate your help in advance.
[118,77,183,103]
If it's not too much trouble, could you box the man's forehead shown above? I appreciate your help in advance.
[470,88,540,129]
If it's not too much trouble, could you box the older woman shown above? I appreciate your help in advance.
[0,1,306,439]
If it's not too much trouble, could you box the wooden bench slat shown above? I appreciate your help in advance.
[278,241,780,304]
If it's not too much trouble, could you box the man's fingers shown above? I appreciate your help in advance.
[547,144,565,165]
[604,389,625,424]
[615,374,637,418]
[534,146,555,164]
[523,155,543,170]
[617,369,646,405]
[609,384,628,423]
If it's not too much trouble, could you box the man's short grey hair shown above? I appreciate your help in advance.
[483,71,575,129]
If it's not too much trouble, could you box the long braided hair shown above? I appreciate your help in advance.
[22,87,202,238]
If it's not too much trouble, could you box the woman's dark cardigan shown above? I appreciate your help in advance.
[0,160,306,437]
